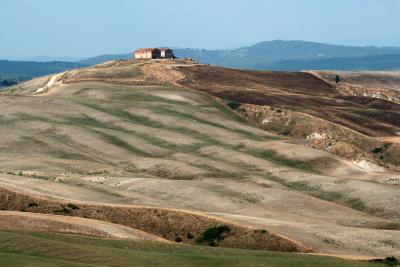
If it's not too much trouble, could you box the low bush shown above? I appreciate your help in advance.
[372,147,383,154]
[227,101,241,110]
[67,203,80,210]
[28,202,39,208]
[53,207,72,215]
[197,226,231,246]
[370,256,399,266]
[187,232,194,239]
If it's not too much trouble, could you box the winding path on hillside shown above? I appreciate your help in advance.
[34,72,65,94]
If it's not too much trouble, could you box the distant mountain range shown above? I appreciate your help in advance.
[254,53,400,71]
[26,56,86,62]
[0,60,87,78]
[1,41,400,82]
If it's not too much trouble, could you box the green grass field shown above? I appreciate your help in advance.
[0,230,377,267]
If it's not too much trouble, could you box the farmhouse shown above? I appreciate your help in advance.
[134,48,160,59]
[134,48,175,60]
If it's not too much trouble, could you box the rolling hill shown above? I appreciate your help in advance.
[2,41,400,87]
[0,59,399,265]
[80,40,400,71]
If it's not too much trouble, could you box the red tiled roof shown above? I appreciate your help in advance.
[135,48,157,53]
[135,48,172,53]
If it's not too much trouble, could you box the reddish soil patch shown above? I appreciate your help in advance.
[176,65,400,137]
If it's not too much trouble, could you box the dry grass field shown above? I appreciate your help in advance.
[0,60,399,264]
[0,230,378,267]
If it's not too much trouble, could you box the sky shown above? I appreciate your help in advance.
[2,0,400,60]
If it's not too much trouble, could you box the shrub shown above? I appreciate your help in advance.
[174,236,182,243]
[227,101,241,110]
[322,238,340,245]
[28,202,39,208]
[372,147,383,154]
[197,226,231,246]
[67,203,80,210]
[186,232,194,240]
[53,207,72,215]
[208,240,218,247]
[254,229,268,234]
[370,256,399,266]
[372,143,392,154]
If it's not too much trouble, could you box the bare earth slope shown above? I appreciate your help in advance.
[175,65,400,137]
[1,60,399,259]
[172,64,400,168]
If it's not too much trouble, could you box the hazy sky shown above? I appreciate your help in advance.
[2,0,400,59]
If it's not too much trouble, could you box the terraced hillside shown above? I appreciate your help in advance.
[1,60,400,263]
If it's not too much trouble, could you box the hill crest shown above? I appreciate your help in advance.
[80,40,400,71]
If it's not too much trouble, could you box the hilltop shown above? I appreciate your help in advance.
[80,40,400,70]
[0,60,399,265]
[2,41,400,86]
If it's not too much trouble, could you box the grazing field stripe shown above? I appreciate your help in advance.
[244,149,317,173]
[262,174,378,216]
[152,106,271,141]
[16,111,318,174]
[89,128,154,157]
[76,101,234,147]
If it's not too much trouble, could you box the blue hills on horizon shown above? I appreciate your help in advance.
[79,40,400,71]
[1,40,400,82]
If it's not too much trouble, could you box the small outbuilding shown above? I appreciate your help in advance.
[159,48,175,59]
